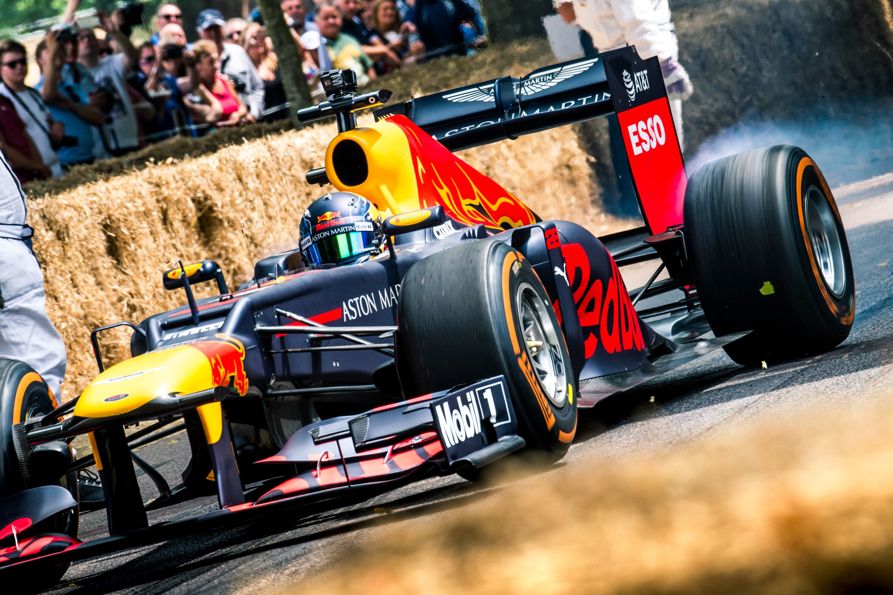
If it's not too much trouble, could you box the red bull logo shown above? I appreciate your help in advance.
[317,210,341,223]
[191,336,249,396]
[560,243,645,359]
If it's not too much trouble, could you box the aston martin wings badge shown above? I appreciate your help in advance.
[443,58,599,103]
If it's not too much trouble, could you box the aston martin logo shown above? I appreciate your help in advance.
[443,58,599,103]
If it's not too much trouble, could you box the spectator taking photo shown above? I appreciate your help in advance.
[35,25,106,168]
[77,13,147,156]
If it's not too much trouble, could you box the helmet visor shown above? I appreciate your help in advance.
[305,229,377,266]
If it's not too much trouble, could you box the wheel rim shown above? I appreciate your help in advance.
[516,282,568,408]
[804,185,846,299]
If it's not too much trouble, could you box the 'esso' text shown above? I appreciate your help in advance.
[627,114,667,156]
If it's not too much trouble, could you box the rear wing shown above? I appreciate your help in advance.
[375,46,687,235]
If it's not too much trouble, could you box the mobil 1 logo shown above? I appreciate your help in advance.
[431,377,514,463]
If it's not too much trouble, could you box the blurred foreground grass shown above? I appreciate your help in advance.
[301,369,893,594]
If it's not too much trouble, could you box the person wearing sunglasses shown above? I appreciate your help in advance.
[137,41,156,78]
[0,39,63,179]
[151,3,184,45]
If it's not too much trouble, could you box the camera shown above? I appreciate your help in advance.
[51,134,79,150]
[160,43,183,61]
[117,2,145,37]
[226,74,247,94]
[320,69,358,100]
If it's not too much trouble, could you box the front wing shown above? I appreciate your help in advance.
[0,376,522,575]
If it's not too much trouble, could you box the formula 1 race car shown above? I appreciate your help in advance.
[0,46,854,587]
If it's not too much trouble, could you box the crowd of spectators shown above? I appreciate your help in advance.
[0,0,488,184]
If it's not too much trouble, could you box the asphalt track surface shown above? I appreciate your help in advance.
[45,174,893,595]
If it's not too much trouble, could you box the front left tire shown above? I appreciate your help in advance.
[397,240,578,455]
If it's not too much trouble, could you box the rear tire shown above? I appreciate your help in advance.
[398,241,577,455]
[684,145,855,366]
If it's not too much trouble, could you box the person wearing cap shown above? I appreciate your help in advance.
[197,8,264,122]
[0,149,67,402]
[35,25,105,168]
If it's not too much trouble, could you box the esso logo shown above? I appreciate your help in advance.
[627,115,667,156]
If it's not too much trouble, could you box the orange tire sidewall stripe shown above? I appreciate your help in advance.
[795,157,854,325]
[501,251,556,431]
[558,416,577,444]
[12,372,42,424]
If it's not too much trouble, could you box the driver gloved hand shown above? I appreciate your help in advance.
[660,57,694,101]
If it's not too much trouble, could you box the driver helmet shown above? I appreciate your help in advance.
[300,192,384,266]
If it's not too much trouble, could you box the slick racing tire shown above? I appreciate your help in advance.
[397,240,577,455]
[0,359,78,536]
[684,145,855,366]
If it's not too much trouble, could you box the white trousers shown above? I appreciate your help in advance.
[0,238,67,399]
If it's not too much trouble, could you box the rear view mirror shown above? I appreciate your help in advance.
[163,260,228,294]
[382,206,447,236]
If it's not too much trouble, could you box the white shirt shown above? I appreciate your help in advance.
[571,0,678,61]
[0,151,27,239]
[89,53,140,154]
[220,43,265,119]
[0,84,63,178]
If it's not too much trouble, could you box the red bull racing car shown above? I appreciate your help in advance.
[0,46,854,587]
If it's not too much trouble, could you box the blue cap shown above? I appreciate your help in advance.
[197,9,226,30]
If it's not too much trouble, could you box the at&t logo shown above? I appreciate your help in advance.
[622,68,651,102]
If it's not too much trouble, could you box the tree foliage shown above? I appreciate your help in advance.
[4,0,103,32]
